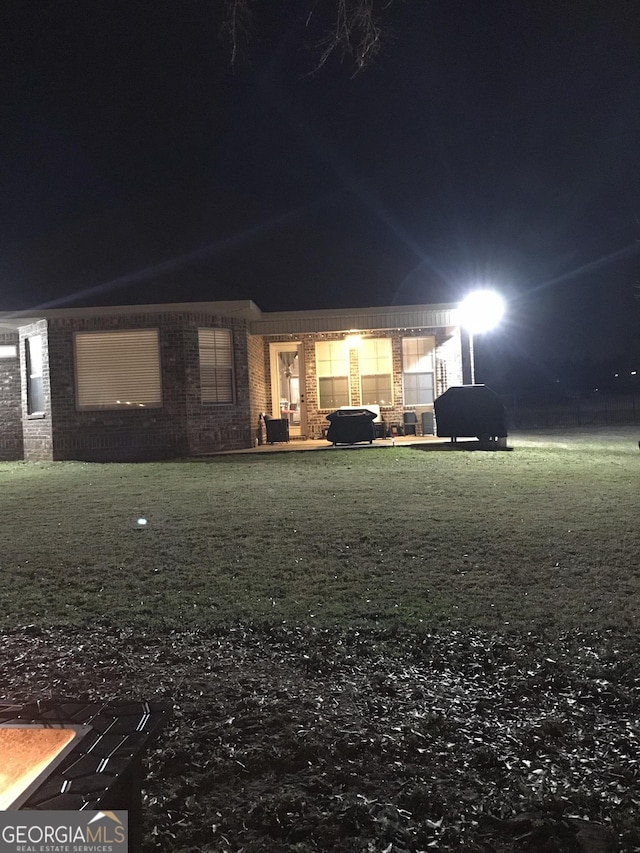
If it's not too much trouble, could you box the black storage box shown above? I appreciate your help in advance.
[264,417,290,443]
[326,409,376,445]
[434,385,507,441]
[373,421,387,439]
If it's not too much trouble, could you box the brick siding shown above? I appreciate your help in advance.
[44,311,252,461]
[247,333,267,445]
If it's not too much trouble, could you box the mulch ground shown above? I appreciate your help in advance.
[1,624,638,852]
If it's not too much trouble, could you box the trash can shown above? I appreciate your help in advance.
[434,385,507,442]
[326,409,376,445]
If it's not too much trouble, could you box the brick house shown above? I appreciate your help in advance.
[0,300,470,461]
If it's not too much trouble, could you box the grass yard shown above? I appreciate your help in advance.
[1,427,639,632]
[1,427,639,851]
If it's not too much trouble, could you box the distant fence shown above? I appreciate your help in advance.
[503,393,640,430]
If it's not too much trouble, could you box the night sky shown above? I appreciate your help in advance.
[2,0,640,386]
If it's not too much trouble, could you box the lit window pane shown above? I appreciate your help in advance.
[26,336,45,414]
[316,341,349,376]
[319,377,349,409]
[360,339,392,406]
[316,341,349,408]
[404,373,434,406]
[361,375,392,406]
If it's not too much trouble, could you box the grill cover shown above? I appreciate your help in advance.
[434,385,507,439]
[326,409,376,444]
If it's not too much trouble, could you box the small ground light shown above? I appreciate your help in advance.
[137,517,148,527]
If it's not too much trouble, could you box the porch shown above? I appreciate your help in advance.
[207,434,453,455]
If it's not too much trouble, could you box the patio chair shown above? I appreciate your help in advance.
[403,412,418,436]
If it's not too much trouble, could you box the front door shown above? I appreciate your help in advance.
[269,342,306,438]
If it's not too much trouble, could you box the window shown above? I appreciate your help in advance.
[75,330,162,409]
[26,336,45,415]
[198,328,234,403]
[316,341,350,409]
[402,337,435,406]
[0,344,17,359]
[360,338,392,406]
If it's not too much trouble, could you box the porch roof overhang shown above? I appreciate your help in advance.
[0,314,42,332]
[248,303,460,336]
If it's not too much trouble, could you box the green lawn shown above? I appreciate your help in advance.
[1,428,639,633]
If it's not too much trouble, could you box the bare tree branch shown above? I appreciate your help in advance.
[307,0,396,73]
[219,0,397,73]
[220,0,253,69]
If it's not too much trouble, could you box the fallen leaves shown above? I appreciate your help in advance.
[0,623,639,850]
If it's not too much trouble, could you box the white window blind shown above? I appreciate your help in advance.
[75,330,162,409]
[0,345,17,359]
[198,328,234,403]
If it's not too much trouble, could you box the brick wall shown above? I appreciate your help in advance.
[0,331,23,460]
[46,313,186,460]
[43,311,252,461]
[349,348,361,407]
[300,339,317,435]
[247,333,267,445]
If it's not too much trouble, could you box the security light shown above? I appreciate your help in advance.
[458,289,505,384]
[459,289,505,334]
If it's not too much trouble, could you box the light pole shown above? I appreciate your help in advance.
[459,289,505,384]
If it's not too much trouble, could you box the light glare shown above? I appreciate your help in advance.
[459,289,505,334]
[344,334,362,348]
